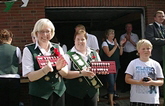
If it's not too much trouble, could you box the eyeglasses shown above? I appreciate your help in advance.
[37,30,51,34]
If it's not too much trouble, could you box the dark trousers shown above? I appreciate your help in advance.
[120,51,138,91]
[66,93,97,106]
[31,93,65,106]
[0,78,20,106]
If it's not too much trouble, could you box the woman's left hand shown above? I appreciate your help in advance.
[120,38,126,46]
[56,56,67,71]
[114,38,118,46]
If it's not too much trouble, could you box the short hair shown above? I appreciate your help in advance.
[75,24,86,31]
[74,29,87,40]
[0,29,13,44]
[154,10,164,17]
[125,23,132,28]
[136,39,153,51]
[105,29,115,39]
[32,18,55,40]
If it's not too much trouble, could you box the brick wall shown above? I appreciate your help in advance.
[0,0,45,50]
[0,0,165,49]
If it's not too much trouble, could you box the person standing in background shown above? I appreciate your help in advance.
[75,24,100,53]
[101,29,126,106]
[145,10,165,68]
[120,23,139,93]
[0,29,22,106]
[145,10,165,97]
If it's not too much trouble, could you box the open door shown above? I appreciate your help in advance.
[46,7,145,49]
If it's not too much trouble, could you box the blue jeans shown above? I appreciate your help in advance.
[106,73,117,94]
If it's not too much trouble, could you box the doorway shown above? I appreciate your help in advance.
[45,7,145,49]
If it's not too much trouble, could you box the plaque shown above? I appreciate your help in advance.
[36,55,60,68]
[90,61,116,74]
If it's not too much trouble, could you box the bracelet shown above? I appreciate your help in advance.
[79,71,82,76]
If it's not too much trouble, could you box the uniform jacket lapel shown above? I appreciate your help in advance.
[153,22,164,38]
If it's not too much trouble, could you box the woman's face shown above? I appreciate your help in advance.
[75,33,87,51]
[107,31,115,40]
[36,26,52,43]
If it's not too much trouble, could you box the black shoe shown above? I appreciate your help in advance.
[101,93,119,99]
[101,93,108,99]
[114,93,120,100]
[107,102,120,106]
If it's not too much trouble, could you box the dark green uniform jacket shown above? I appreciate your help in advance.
[27,43,66,100]
[0,44,19,75]
[65,50,98,99]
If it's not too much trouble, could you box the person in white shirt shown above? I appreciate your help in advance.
[75,24,99,53]
[120,23,139,93]
[101,29,126,106]
[64,29,100,106]
[22,18,68,106]
[125,39,164,106]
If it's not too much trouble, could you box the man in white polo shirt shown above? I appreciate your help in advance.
[75,24,99,53]
[120,23,139,93]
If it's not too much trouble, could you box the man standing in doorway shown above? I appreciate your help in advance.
[145,10,165,97]
[120,23,139,93]
[75,24,100,53]
[145,10,165,68]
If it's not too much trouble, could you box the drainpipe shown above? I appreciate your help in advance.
[163,46,165,106]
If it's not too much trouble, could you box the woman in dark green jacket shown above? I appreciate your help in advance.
[0,29,22,106]
[22,18,68,106]
[64,30,102,106]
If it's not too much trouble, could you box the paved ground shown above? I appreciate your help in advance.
[98,87,164,106]
[98,87,130,106]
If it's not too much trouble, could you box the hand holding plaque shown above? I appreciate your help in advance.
[90,61,116,75]
[40,60,54,75]
[81,68,96,77]
[36,55,59,68]
[56,56,67,70]
[36,48,67,69]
